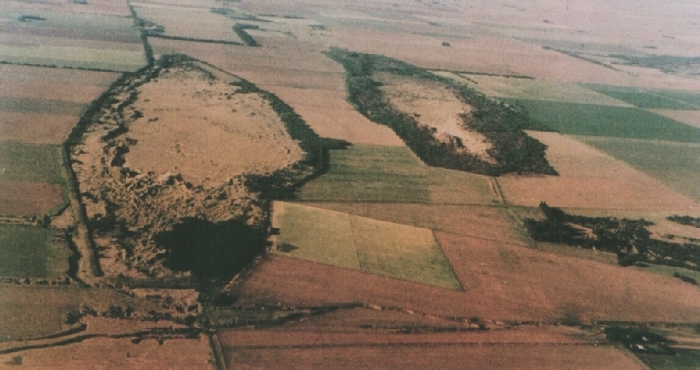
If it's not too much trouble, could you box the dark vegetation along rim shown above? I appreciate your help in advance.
[325,47,557,177]
[525,202,700,274]
[66,54,341,285]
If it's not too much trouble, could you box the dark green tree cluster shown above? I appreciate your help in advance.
[525,202,700,271]
[325,48,557,176]
[668,215,700,228]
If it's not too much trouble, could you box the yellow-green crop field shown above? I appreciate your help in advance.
[272,202,462,290]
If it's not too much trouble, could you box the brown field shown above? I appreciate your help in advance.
[0,337,214,369]
[0,182,63,216]
[298,202,527,247]
[497,131,699,211]
[223,342,642,370]
[1,0,131,16]
[0,65,117,144]
[234,232,700,323]
[650,109,700,129]
[0,112,84,144]
[149,37,406,146]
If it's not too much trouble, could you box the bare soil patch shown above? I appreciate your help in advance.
[497,131,699,211]
[0,181,63,216]
[376,72,493,160]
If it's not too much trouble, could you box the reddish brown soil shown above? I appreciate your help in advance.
[223,342,642,370]
[233,232,700,323]
[0,112,82,144]
[0,181,63,216]
[220,326,585,348]
[497,132,699,212]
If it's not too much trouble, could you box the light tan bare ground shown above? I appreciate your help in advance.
[497,131,700,212]
[126,67,304,186]
[0,65,118,87]
[376,73,493,160]
[649,109,700,129]
[0,0,131,16]
[0,181,63,216]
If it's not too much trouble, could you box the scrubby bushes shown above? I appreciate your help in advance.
[668,215,700,228]
[525,202,700,271]
[325,48,556,176]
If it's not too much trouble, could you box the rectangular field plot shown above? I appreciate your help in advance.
[504,99,700,143]
[585,84,700,110]
[296,144,495,205]
[224,340,644,370]
[446,73,631,106]
[0,143,64,183]
[0,224,72,278]
[578,137,700,201]
[0,7,145,71]
[272,202,461,290]
[133,5,244,44]
[0,181,65,217]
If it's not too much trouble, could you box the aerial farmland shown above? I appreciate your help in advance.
[1,0,699,369]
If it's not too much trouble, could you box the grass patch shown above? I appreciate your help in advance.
[273,202,461,290]
[634,264,700,285]
[0,97,85,115]
[584,84,700,110]
[503,99,700,143]
[0,225,72,278]
[296,144,495,204]
[577,137,700,201]
[637,348,700,370]
[0,142,64,183]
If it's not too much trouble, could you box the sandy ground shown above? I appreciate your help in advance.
[497,131,700,212]
[376,72,494,161]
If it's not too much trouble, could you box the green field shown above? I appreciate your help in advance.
[273,202,462,290]
[0,225,72,278]
[503,99,700,143]
[296,144,495,205]
[453,73,630,106]
[0,142,65,183]
[0,97,85,115]
[584,84,700,110]
[578,137,700,201]
[638,348,700,370]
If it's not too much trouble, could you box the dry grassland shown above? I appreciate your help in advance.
[497,131,699,211]
[0,0,131,16]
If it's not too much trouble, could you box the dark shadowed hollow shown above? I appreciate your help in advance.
[154,218,266,282]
